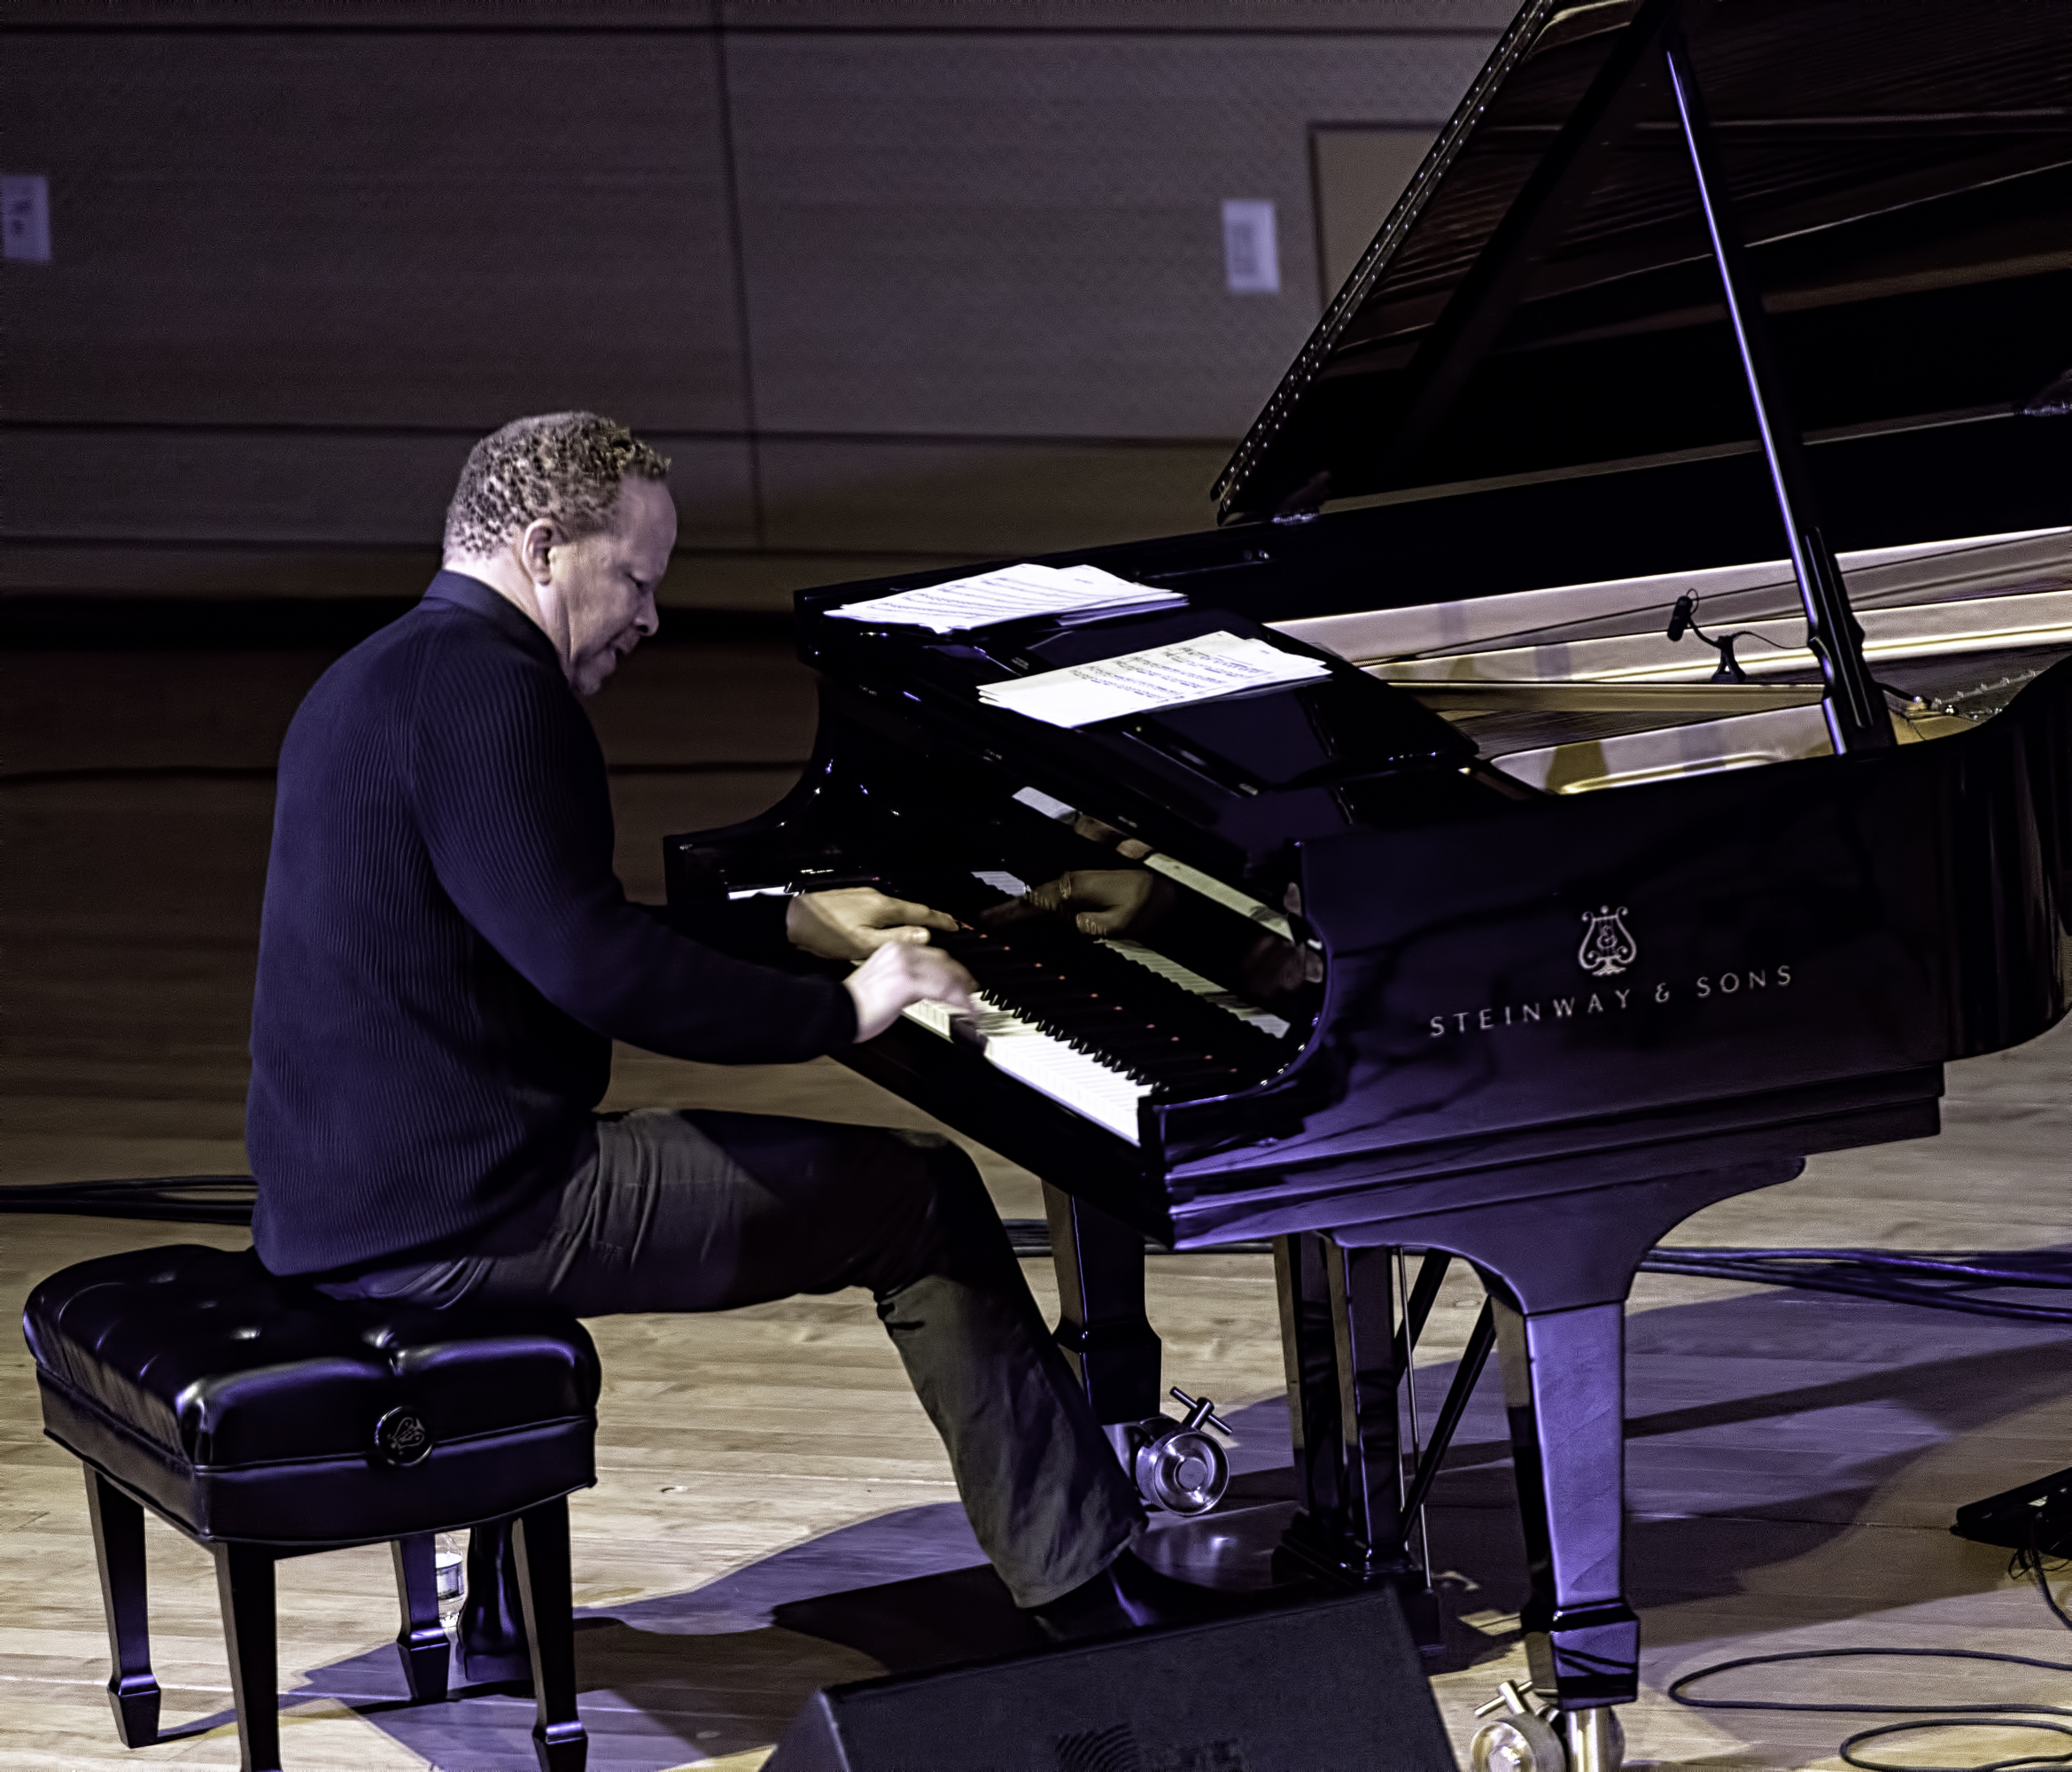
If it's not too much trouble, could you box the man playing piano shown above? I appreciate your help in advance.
[245,411,1199,1639]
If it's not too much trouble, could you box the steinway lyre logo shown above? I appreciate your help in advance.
[1577,905,1638,978]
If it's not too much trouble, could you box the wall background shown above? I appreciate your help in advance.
[2,0,1505,611]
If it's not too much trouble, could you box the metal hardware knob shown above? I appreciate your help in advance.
[1560,1706,1625,1772]
[1124,1387,1235,1515]
[372,1407,433,1467]
[1471,1682,1564,1772]
[1168,1385,1232,1436]
[1470,1712,1564,1772]
[1469,1682,1625,1772]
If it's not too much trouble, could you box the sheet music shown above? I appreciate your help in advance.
[826,562,1183,633]
[978,630,1330,728]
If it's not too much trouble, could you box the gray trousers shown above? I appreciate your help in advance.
[322,1108,1144,1607]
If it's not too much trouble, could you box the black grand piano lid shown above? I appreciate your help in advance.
[1214,0,2072,526]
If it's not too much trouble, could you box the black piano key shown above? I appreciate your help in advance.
[923,903,1286,1098]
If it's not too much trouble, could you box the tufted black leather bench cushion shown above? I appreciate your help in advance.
[24,1244,600,1547]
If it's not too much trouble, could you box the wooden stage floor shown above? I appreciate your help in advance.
[6,636,2072,1770]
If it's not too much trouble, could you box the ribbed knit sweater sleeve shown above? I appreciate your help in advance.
[405,634,854,1063]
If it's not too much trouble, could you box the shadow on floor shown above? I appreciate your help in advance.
[229,1283,2072,1770]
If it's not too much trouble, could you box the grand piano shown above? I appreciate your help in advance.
[664,0,2072,1763]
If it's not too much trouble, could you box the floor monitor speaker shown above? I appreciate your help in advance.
[763,1586,1455,1771]
[1954,1463,2072,1558]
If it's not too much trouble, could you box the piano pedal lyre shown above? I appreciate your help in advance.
[1470,1682,1624,1772]
[1117,1386,1234,1515]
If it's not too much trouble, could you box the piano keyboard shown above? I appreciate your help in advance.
[903,992,1152,1142]
[896,871,1292,1143]
[1100,937,1292,1041]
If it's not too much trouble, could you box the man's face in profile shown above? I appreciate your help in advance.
[555,477,677,696]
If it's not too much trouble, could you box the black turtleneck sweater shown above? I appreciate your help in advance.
[247,571,856,1278]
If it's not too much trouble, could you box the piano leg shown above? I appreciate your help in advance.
[1326,1160,1802,1741]
[1317,1160,1806,1749]
[1273,1233,1440,1641]
[1493,1296,1639,1713]
[1043,1180,1162,1431]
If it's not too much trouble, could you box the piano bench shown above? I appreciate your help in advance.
[19,1243,601,1772]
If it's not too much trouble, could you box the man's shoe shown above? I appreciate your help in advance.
[1027,1550,1241,1644]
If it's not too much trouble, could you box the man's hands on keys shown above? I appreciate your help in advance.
[783,887,974,1042]
[787,886,958,961]
[978,869,1175,939]
[843,943,978,1043]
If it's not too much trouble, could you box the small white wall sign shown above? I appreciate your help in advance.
[1222,198,1280,295]
[3,175,51,262]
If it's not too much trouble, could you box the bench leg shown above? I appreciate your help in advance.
[83,1468,161,1747]
[391,1534,451,1703]
[213,1542,282,1772]
[512,1500,586,1772]
[458,1519,532,1685]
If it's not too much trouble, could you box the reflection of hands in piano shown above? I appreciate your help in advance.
[979,869,1176,939]
[1239,929,1324,1004]
[786,886,959,961]
[843,941,977,1043]
[1070,813,1155,859]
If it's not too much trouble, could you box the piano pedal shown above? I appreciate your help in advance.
[1469,1683,1624,1772]
[1117,1387,1233,1515]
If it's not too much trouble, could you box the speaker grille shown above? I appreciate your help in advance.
[1051,1728,1249,1772]
[766,1586,1451,1771]
[1053,1724,1142,1772]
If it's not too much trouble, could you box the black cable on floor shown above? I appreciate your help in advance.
[1638,1247,2072,1324]
[1671,1539,2072,1772]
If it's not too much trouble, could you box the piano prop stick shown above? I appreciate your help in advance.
[1661,20,1892,758]
[671,0,2072,1760]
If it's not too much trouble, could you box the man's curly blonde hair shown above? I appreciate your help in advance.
[443,412,671,558]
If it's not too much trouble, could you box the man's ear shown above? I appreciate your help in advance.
[517,517,561,587]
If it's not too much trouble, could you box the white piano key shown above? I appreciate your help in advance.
[900,991,1149,1144]
[902,999,960,1040]
[1100,938,1291,1040]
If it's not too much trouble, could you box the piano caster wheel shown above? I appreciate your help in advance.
[1471,1682,1625,1772]
[1560,1705,1625,1772]
[1471,1713,1564,1772]
[1125,1387,1233,1515]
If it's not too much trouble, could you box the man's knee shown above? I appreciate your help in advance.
[886,1128,983,1197]
[847,1128,1002,1294]
[677,1110,1001,1297]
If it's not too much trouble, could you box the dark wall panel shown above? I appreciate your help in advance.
[757,437,1230,556]
[0,4,1502,601]
[8,1,1504,24]
[4,32,748,430]
[727,32,1487,439]
[720,2,1510,26]
[7,3,719,21]
[10,428,757,548]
